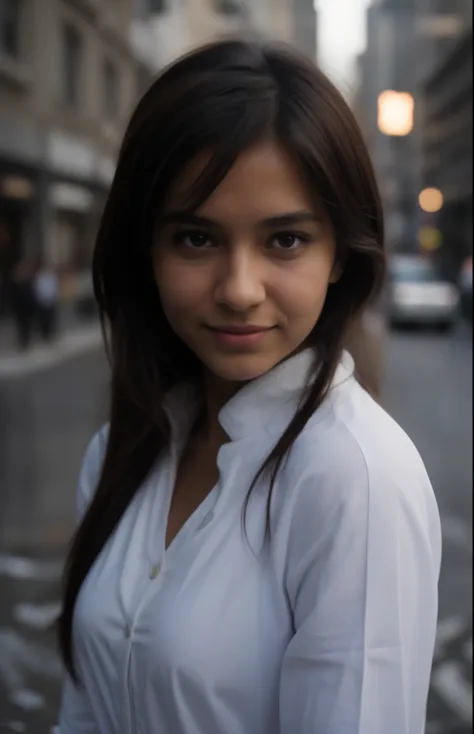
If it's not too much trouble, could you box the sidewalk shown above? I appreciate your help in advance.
[0,307,103,380]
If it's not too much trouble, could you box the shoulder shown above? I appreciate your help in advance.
[280,377,440,549]
[76,424,109,520]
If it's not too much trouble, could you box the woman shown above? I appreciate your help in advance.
[56,40,441,734]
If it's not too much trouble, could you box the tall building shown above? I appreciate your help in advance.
[353,0,419,251]
[293,0,318,61]
[354,0,472,271]
[416,0,472,277]
[0,0,157,318]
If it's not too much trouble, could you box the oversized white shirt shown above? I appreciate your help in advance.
[55,349,441,734]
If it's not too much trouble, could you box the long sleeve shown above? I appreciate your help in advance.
[278,432,441,734]
[54,426,109,733]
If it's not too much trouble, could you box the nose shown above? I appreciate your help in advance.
[214,247,265,312]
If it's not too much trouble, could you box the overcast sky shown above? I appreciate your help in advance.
[316,0,373,95]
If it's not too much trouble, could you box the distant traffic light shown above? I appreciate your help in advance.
[419,226,443,252]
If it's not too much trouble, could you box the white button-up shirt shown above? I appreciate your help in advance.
[56,349,441,734]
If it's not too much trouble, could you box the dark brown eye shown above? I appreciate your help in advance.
[270,233,309,250]
[174,232,212,249]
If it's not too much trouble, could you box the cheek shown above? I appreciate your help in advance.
[154,257,208,322]
[271,257,334,320]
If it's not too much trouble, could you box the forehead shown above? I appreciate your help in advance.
[165,140,317,219]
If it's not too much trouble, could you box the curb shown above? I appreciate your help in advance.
[0,325,103,380]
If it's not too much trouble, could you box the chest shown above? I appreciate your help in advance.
[74,438,295,694]
[165,438,220,550]
[75,487,292,703]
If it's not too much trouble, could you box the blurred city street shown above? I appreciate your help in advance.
[0,325,472,734]
[383,325,473,734]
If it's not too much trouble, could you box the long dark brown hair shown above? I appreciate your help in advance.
[59,39,385,682]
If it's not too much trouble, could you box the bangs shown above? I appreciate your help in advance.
[139,81,278,244]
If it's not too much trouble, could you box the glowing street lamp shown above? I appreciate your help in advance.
[377,90,414,136]
[418,187,444,213]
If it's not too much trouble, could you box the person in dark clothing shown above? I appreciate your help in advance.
[10,260,36,350]
[34,263,59,342]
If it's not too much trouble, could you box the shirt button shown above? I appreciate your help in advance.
[200,511,214,529]
[124,624,131,639]
[149,563,161,580]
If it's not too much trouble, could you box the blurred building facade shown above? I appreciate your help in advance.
[293,0,318,60]
[0,0,157,319]
[146,0,317,67]
[0,0,318,324]
[416,0,472,277]
[353,0,419,252]
[354,0,472,276]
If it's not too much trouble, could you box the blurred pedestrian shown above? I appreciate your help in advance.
[56,40,441,734]
[34,262,59,342]
[10,259,36,350]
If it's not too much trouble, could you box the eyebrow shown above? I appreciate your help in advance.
[160,210,323,229]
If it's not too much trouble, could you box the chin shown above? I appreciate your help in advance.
[204,352,279,384]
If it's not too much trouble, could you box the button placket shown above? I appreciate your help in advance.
[149,563,161,580]
[199,511,214,530]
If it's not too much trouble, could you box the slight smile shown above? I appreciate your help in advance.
[204,325,277,348]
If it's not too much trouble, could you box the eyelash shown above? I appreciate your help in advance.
[171,230,313,252]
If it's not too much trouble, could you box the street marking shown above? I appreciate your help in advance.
[6,723,26,733]
[0,629,62,689]
[0,554,62,581]
[431,661,473,724]
[441,517,472,553]
[0,628,63,715]
[0,324,102,379]
[435,616,465,657]
[13,602,61,630]
[9,689,45,711]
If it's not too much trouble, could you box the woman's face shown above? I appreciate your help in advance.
[153,140,340,384]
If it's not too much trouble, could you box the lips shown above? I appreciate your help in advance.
[206,325,274,334]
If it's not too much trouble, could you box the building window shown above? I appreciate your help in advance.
[213,0,243,15]
[0,0,21,58]
[148,0,166,13]
[62,24,82,108]
[103,59,119,119]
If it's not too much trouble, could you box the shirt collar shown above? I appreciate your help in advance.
[163,349,355,443]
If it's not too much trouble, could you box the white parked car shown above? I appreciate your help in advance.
[388,255,459,332]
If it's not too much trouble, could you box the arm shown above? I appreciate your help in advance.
[55,426,109,733]
[279,440,441,733]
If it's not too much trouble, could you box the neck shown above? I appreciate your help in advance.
[199,371,244,447]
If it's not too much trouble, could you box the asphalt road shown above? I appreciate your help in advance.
[383,325,472,734]
[0,325,471,734]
